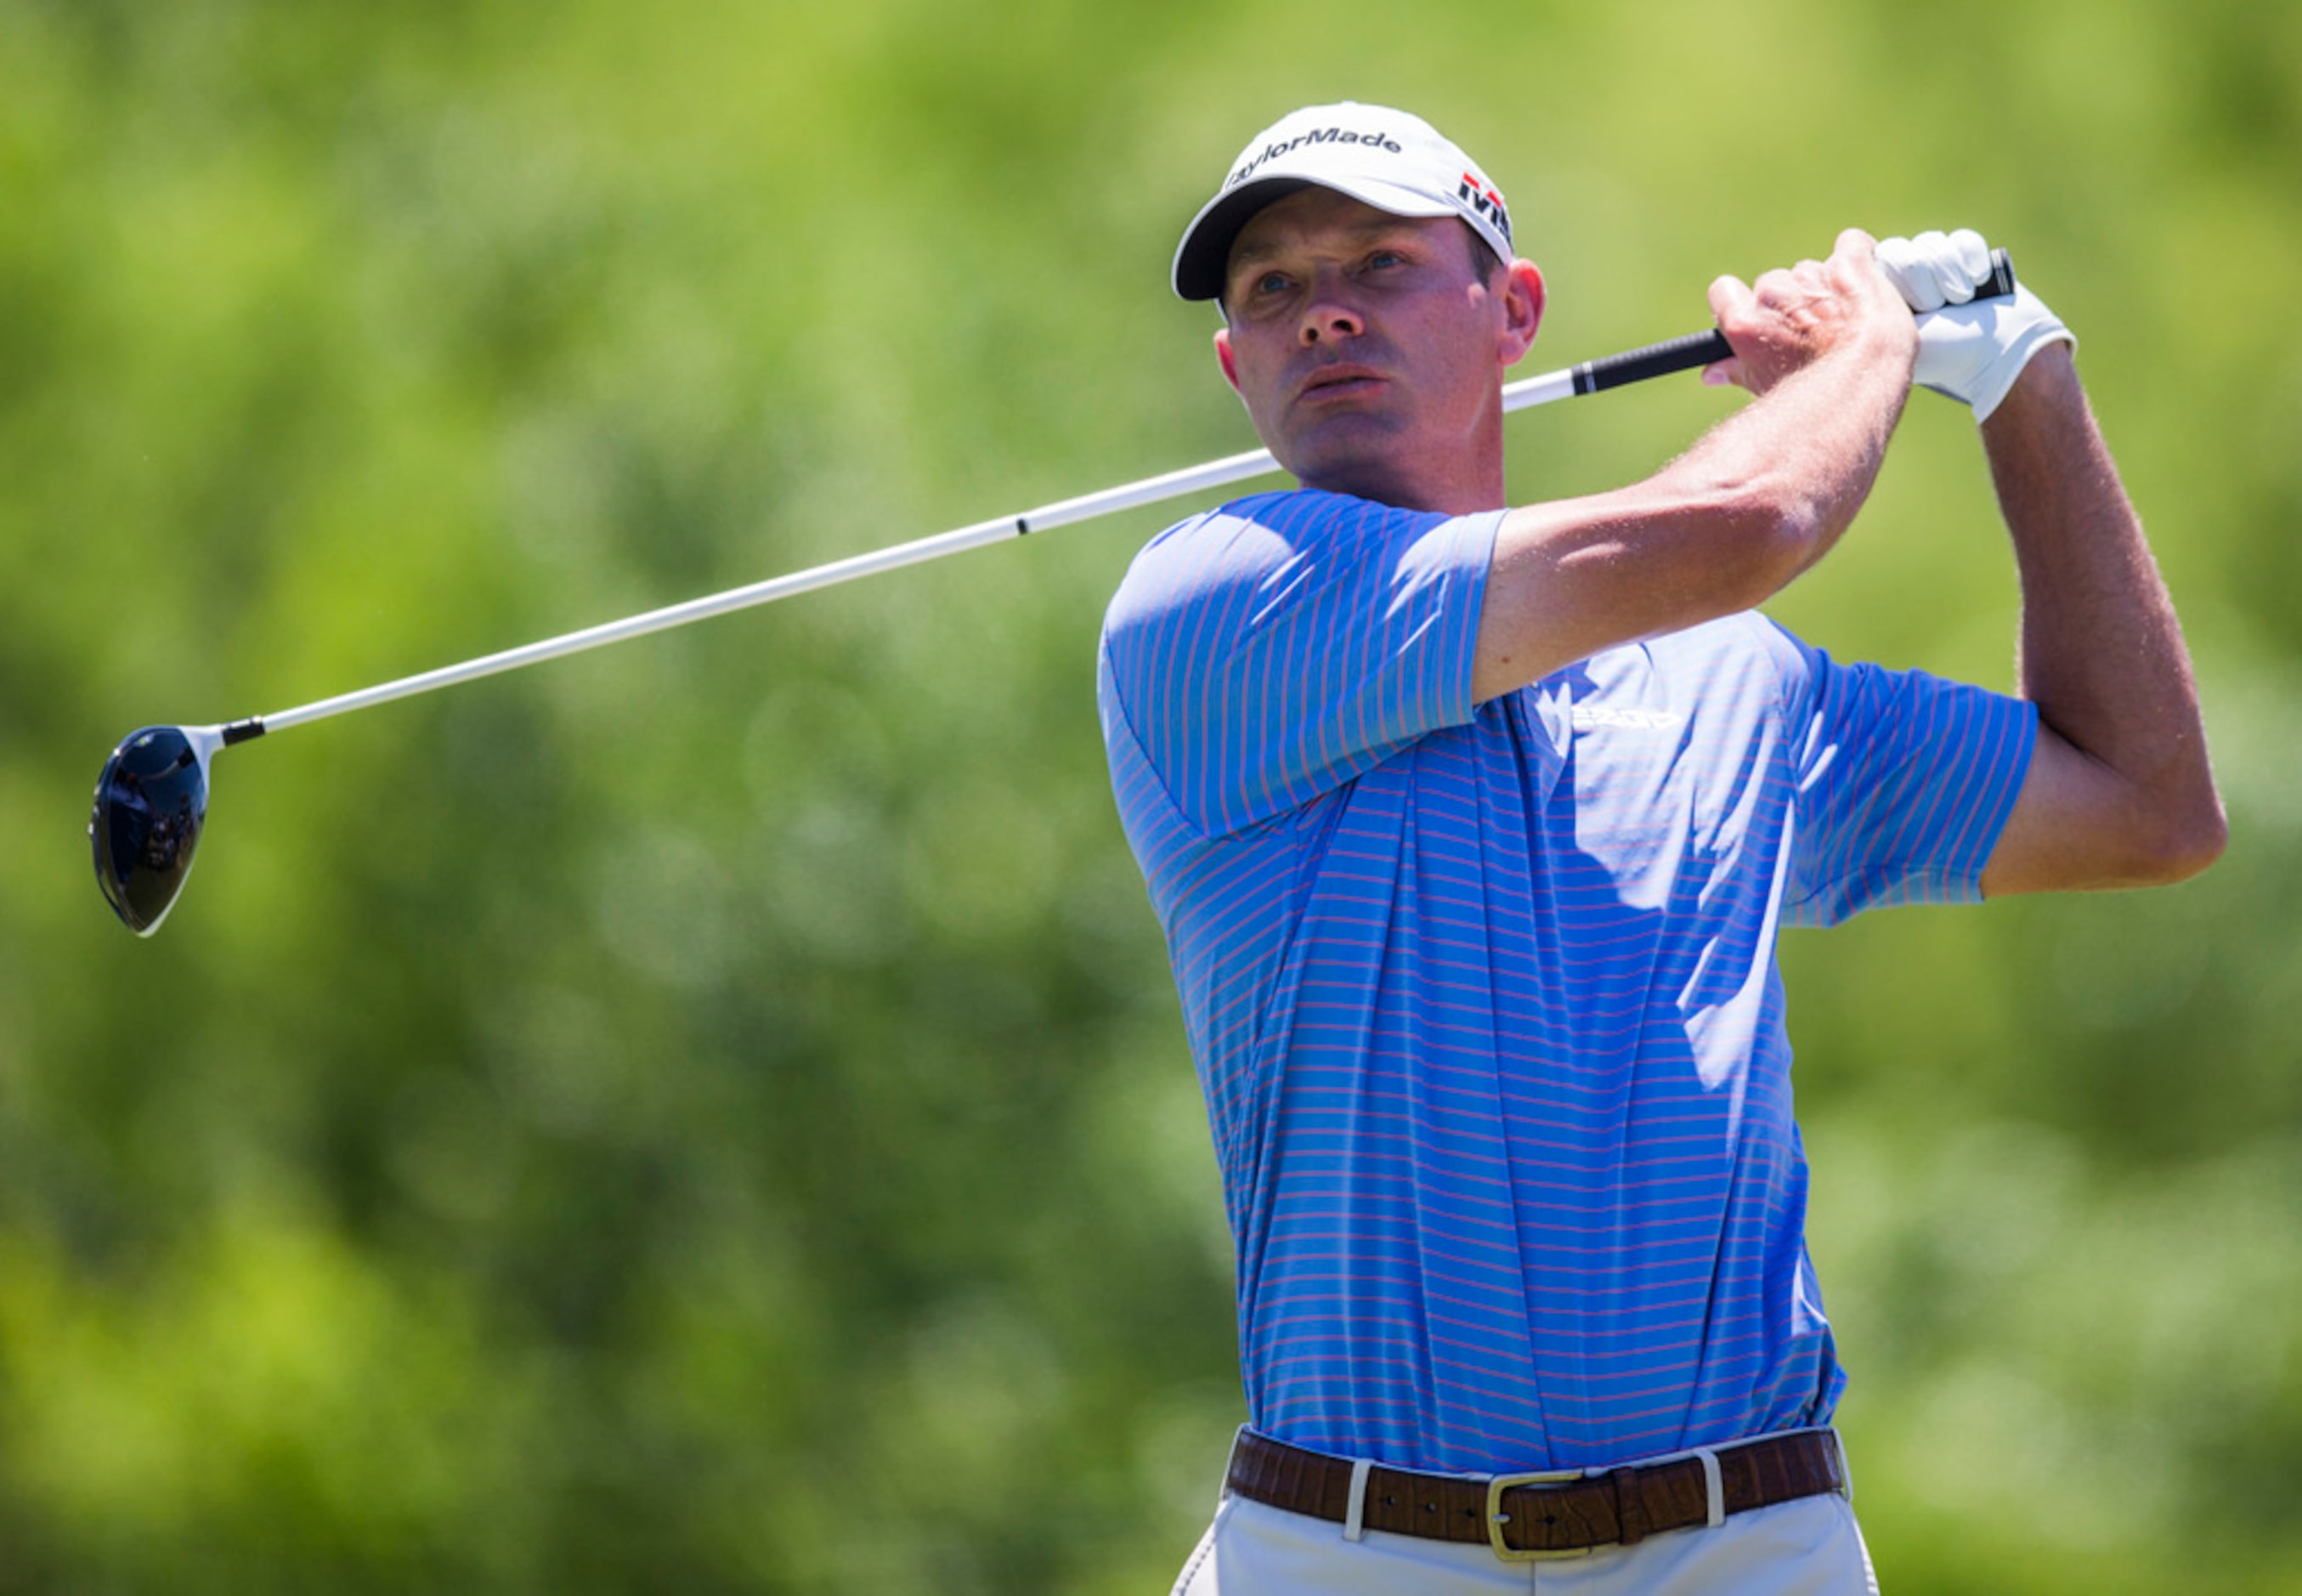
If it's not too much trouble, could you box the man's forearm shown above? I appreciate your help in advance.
[1474,231,1919,701]
[1982,345,2225,877]
[1670,326,1914,581]
[1473,337,1909,700]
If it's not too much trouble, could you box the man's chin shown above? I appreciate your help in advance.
[1277,417,1413,496]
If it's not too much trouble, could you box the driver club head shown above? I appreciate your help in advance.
[90,724,223,937]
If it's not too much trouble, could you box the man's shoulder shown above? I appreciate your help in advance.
[1106,489,1461,633]
[1138,488,1430,556]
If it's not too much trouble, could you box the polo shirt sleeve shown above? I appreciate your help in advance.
[1771,626,2039,926]
[1099,490,1500,837]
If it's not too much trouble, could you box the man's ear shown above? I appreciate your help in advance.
[1498,259,1545,367]
[1213,325,1241,393]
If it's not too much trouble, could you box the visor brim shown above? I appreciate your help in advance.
[1169,173,1472,302]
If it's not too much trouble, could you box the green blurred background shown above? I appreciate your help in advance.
[4,0,2299,1589]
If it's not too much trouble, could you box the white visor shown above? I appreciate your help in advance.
[1172,102,1513,302]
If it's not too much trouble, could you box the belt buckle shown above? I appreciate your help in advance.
[1485,1469,1595,1562]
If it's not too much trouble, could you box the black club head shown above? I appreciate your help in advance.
[90,724,219,936]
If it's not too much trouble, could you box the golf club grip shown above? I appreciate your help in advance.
[1572,330,1732,395]
[1570,246,2017,396]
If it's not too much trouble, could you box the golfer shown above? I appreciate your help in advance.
[1099,104,2221,1593]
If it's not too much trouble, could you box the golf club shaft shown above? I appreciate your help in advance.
[228,354,1573,741]
[231,248,2014,744]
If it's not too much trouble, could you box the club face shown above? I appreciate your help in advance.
[90,725,215,936]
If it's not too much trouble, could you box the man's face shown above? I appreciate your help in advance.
[1213,186,1541,512]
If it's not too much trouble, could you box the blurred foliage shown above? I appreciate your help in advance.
[1,0,2298,1589]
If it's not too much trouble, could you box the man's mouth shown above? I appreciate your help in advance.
[1296,365,1386,404]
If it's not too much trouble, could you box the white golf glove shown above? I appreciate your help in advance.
[1875,229,2075,422]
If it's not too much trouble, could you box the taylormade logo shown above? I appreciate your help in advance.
[1226,127,1403,189]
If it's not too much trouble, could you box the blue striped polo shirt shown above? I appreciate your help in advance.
[1097,489,2036,1474]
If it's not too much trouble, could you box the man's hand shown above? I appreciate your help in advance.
[1875,229,2075,422]
[1701,229,1918,396]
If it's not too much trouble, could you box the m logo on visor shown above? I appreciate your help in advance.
[1458,173,1512,245]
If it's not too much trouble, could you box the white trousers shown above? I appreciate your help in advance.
[1172,1482,1880,1594]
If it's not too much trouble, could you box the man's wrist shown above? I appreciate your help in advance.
[1791,323,1915,414]
[1978,340,2080,440]
[1859,320,1921,377]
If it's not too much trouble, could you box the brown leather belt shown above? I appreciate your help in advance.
[1225,1427,1847,1562]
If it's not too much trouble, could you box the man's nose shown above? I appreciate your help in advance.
[1299,279,1365,344]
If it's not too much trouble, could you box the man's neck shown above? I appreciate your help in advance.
[1294,453,1507,516]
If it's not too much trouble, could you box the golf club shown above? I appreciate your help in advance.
[90,249,2017,935]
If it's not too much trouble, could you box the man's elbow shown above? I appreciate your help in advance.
[1999,737,2227,893]
[2156,799,2228,883]
[2125,790,2228,886]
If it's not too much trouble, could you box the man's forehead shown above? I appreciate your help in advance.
[1226,192,1451,264]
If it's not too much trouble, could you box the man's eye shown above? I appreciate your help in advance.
[1255,272,1290,295]
[1367,250,1406,270]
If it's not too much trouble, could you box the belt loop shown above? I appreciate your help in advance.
[1221,1425,1249,1504]
[1831,1429,1855,1504]
[1694,1448,1725,1529]
[1341,1458,1373,1542]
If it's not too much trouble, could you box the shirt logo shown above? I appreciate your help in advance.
[1570,705,1683,733]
